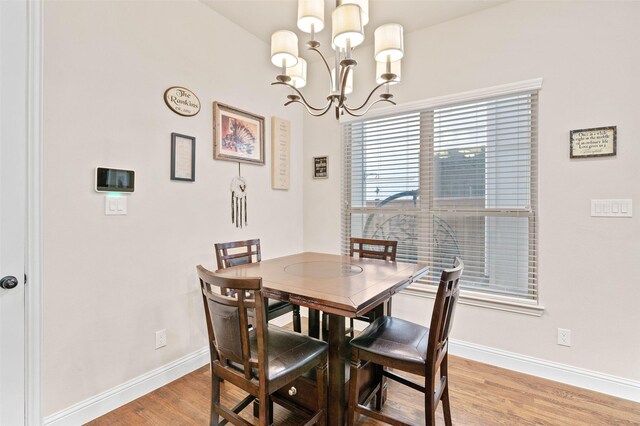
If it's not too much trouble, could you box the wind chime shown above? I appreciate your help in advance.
[230,163,247,228]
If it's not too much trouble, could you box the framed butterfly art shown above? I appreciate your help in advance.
[213,102,265,165]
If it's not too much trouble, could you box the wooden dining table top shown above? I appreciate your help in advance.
[214,251,429,317]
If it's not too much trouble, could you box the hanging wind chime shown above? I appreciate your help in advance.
[230,163,247,228]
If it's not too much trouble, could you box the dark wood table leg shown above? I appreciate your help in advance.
[370,302,387,410]
[308,309,320,339]
[327,313,346,426]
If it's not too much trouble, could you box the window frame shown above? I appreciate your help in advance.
[341,79,544,316]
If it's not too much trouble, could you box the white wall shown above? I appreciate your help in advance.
[303,0,640,382]
[43,0,303,416]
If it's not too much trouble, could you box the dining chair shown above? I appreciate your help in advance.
[215,239,302,333]
[346,257,464,426]
[320,238,398,340]
[197,265,328,426]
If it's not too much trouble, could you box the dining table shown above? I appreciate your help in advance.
[214,251,428,425]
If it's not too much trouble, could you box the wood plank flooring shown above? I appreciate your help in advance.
[87,323,640,426]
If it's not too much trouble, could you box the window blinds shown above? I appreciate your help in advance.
[342,91,538,302]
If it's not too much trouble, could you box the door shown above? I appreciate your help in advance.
[0,0,28,424]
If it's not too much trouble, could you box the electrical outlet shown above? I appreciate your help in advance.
[155,329,167,349]
[557,328,571,347]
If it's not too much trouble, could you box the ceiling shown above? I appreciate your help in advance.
[202,0,509,55]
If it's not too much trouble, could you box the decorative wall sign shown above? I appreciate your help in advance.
[313,156,328,179]
[164,87,201,117]
[170,133,195,181]
[271,117,290,190]
[213,102,265,165]
[570,126,617,158]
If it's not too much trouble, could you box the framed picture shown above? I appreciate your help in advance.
[313,156,328,179]
[213,102,265,165]
[570,126,617,158]
[171,133,195,181]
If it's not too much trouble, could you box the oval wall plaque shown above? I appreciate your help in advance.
[164,86,201,117]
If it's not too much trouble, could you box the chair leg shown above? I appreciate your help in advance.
[441,357,452,426]
[346,350,361,426]
[257,394,272,426]
[374,363,384,411]
[315,353,328,425]
[425,370,437,426]
[211,373,220,426]
[349,318,355,339]
[293,305,302,333]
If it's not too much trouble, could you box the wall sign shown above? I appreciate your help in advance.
[271,117,290,190]
[164,86,201,117]
[313,156,328,179]
[570,126,616,158]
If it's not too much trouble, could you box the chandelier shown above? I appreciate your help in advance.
[270,0,404,119]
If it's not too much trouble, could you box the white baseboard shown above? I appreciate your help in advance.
[43,332,639,425]
[450,339,640,403]
[43,347,210,426]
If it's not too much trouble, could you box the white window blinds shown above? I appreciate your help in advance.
[342,91,538,302]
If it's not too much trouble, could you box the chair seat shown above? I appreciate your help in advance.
[246,326,327,381]
[350,316,429,366]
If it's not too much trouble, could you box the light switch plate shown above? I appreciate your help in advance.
[105,195,127,215]
[591,199,632,218]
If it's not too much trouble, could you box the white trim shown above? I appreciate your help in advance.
[26,0,44,424]
[450,339,640,403]
[43,347,210,426]
[340,77,544,123]
[402,287,545,317]
[39,330,640,426]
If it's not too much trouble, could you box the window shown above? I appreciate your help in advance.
[342,87,539,306]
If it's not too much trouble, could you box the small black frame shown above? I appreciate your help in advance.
[313,156,328,179]
[171,132,196,181]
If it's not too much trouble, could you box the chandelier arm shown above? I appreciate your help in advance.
[271,81,332,112]
[285,99,333,117]
[338,65,354,106]
[345,81,394,112]
[343,99,397,117]
[307,46,334,88]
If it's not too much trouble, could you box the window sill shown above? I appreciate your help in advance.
[401,285,545,317]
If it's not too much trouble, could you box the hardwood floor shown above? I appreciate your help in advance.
[87,329,640,425]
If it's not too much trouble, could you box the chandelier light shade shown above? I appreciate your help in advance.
[338,0,369,26]
[270,30,299,67]
[297,0,324,33]
[270,0,405,119]
[374,23,404,62]
[331,4,364,49]
[289,58,308,88]
[376,60,401,84]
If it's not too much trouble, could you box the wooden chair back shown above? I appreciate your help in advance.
[425,257,464,377]
[196,265,268,382]
[215,239,261,270]
[349,237,397,261]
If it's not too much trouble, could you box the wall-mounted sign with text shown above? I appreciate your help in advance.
[164,86,201,117]
[570,126,616,158]
[313,156,328,179]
